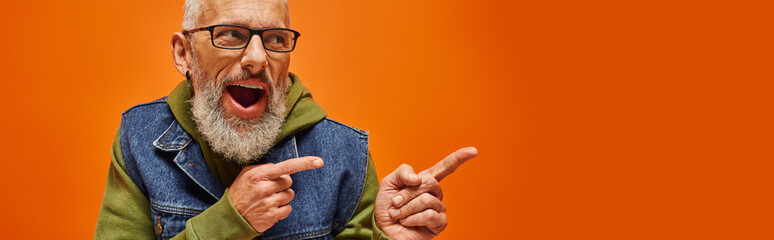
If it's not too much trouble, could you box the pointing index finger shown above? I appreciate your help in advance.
[266,156,324,179]
[428,147,478,181]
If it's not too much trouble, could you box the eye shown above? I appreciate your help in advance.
[267,34,285,44]
[216,29,247,40]
[212,27,250,48]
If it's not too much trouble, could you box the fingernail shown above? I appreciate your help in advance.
[389,208,400,218]
[312,159,323,167]
[392,195,403,206]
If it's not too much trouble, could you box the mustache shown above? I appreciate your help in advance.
[221,70,271,86]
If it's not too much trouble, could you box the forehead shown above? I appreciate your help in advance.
[201,0,288,28]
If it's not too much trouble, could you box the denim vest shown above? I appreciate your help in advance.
[119,98,369,239]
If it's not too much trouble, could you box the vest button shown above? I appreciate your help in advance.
[188,162,195,167]
[155,217,163,235]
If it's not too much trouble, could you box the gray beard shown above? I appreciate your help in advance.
[189,61,288,165]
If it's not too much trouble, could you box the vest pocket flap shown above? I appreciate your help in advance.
[150,201,204,239]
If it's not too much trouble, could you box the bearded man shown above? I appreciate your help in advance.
[95,0,477,239]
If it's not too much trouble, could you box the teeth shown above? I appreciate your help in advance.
[231,83,264,90]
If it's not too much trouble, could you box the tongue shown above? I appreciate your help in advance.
[227,85,263,108]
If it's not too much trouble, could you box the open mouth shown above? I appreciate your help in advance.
[226,84,266,108]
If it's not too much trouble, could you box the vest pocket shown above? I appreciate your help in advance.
[259,227,334,240]
[149,200,203,239]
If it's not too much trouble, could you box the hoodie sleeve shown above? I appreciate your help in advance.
[94,129,157,239]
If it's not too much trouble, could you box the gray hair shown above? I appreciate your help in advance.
[182,0,290,31]
[182,0,202,31]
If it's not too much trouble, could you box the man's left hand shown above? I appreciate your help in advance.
[375,147,478,240]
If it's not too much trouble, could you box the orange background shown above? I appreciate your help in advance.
[0,0,772,239]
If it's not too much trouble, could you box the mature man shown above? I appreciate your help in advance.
[95,0,477,239]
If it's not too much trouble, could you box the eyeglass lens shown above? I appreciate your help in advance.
[211,26,295,51]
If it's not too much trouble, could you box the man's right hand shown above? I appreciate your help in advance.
[228,156,324,233]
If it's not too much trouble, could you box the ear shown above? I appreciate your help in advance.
[171,32,193,76]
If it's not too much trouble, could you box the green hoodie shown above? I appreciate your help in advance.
[95,73,389,239]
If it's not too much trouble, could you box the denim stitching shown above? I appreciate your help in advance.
[159,130,172,147]
[151,208,198,216]
[171,149,222,200]
[150,201,203,216]
[154,122,176,150]
[120,121,149,197]
[291,227,331,240]
[162,139,191,148]
[333,131,369,233]
[150,205,200,216]
[151,207,199,216]
[154,121,192,150]
[150,201,203,213]
[324,118,368,136]
[121,97,168,116]
[152,122,175,149]
[267,226,331,240]
[291,228,332,240]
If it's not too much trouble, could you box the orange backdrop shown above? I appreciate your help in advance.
[0,0,772,239]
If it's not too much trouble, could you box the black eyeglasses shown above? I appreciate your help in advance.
[183,24,300,52]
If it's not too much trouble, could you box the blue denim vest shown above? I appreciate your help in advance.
[119,98,369,239]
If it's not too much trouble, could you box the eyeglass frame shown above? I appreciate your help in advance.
[182,24,301,52]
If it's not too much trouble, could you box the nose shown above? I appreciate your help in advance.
[240,34,268,74]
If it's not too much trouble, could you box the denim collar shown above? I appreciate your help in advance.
[153,120,192,151]
[152,120,224,200]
